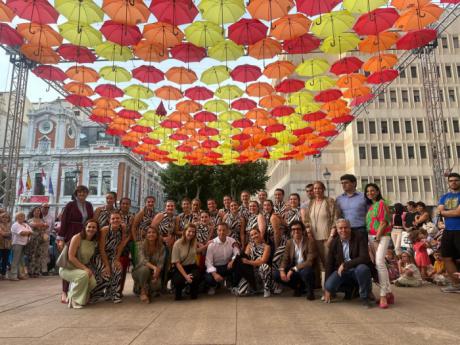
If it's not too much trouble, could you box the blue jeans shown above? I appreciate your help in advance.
[325,264,372,299]
[274,266,315,293]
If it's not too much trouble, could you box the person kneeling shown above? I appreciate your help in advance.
[274,221,317,300]
[132,226,166,303]
[324,219,374,308]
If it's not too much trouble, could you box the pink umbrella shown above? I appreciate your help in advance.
[32,65,67,81]
[185,86,214,100]
[230,64,262,83]
[231,98,257,111]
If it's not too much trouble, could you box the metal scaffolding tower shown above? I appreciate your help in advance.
[418,43,450,200]
[0,55,33,213]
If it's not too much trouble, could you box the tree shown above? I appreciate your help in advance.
[159,162,269,208]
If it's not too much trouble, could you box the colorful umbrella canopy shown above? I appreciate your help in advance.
[57,44,96,63]
[101,20,142,46]
[7,0,59,24]
[208,39,244,62]
[185,86,214,100]
[103,0,150,25]
[58,21,102,47]
[170,43,207,63]
[17,23,62,47]
[149,0,199,26]
[55,0,104,24]
[0,23,23,46]
[230,64,262,82]
[199,0,245,25]
[185,21,224,48]
[201,65,231,85]
[32,65,67,81]
[228,18,268,45]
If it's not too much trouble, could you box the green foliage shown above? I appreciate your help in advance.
[159,162,269,207]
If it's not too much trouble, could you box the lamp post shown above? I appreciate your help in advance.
[323,168,331,197]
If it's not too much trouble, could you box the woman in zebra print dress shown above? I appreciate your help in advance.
[284,193,302,229]
[207,199,222,227]
[262,200,283,250]
[93,192,117,229]
[235,228,272,297]
[90,211,126,303]
[238,191,251,222]
[151,200,177,248]
[176,198,193,238]
[191,198,202,225]
[196,211,214,271]
[118,197,134,295]
[245,201,266,247]
[224,201,245,246]
[219,195,232,217]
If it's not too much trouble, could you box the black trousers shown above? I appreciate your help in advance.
[172,264,200,298]
[233,255,257,290]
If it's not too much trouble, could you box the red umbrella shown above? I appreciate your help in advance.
[132,65,164,83]
[331,115,354,124]
[32,65,67,81]
[119,109,142,119]
[198,127,219,136]
[293,127,314,135]
[396,29,437,50]
[194,111,217,122]
[271,106,295,117]
[170,43,206,63]
[131,125,152,133]
[367,69,399,84]
[353,8,399,36]
[7,0,58,24]
[228,18,268,45]
[350,94,374,106]
[149,0,198,26]
[230,64,262,83]
[95,84,124,98]
[233,133,251,141]
[170,133,189,141]
[330,57,363,75]
[202,139,219,149]
[57,44,96,63]
[283,33,321,54]
[65,94,93,107]
[176,144,194,152]
[89,114,113,124]
[142,137,161,144]
[303,111,326,121]
[184,86,214,100]
[0,23,23,46]
[275,79,304,93]
[296,0,341,16]
[231,98,257,111]
[161,120,181,129]
[232,119,253,128]
[314,89,343,102]
[100,20,142,46]
[156,101,167,116]
[266,124,286,133]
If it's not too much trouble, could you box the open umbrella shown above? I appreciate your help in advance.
[17,23,62,47]
[101,20,142,46]
[170,43,207,64]
[296,0,341,16]
[32,65,67,81]
[359,31,399,53]
[353,8,399,36]
[247,0,294,23]
[263,61,295,79]
[204,99,229,112]
[66,66,99,82]
[283,33,321,54]
[0,2,15,22]
[64,82,94,96]
[99,66,132,82]
[330,57,363,75]
[271,13,311,40]
[58,21,102,47]
[275,79,304,93]
[143,22,184,53]
[57,44,96,63]
[321,33,360,54]
[149,0,199,26]
[66,94,93,107]
[124,85,154,99]
[199,0,245,25]
[93,97,121,108]
[343,0,388,13]
[367,69,399,84]
[259,95,285,108]
[0,23,23,46]
[132,65,164,83]
[133,40,167,62]
[176,100,202,113]
[228,18,268,45]
[311,10,355,39]
[95,42,133,61]
[314,89,343,102]
[231,98,257,111]
[121,98,149,111]
[230,64,262,83]
[295,58,329,77]
[363,54,398,72]
[247,82,275,97]
[103,0,150,25]
[95,84,124,98]
[201,65,231,85]
[288,91,314,105]
[394,3,443,31]
[21,44,60,64]
[7,0,59,24]
[215,85,244,100]
[165,67,198,85]
[185,86,214,100]
[248,37,282,60]
[185,21,224,48]
[55,0,103,24]
[336,73,367,88]
[396,29,437,50]
[195,111,218,122]
[305,76,336,91]
[155,86,183,100]
[208,40,244,63]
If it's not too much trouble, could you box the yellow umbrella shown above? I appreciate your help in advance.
[305,76,336,91]
[208,40,244,62]
[124,85,154,99]
[204,99,229,112]
[201,65,231,85]
[95,42,133,62]
[208,121,232,130]
[288,91,314,105]
[295,103,322,114]
[58,21,102,47]
[55,0,104,24]
[215,85,244,100]
[148,128,174,140]
[184,21,225,48]
[121,98,148,111]
[321,33,360,54]
[99,66,132,82]
[343,0,388,14]
[311,10,355,39]
[219,110,243,121]
[295,58,330,77]
[199,0,245,25]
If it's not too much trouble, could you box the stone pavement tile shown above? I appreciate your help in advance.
[36,327,140,345]
[0,338,38,345]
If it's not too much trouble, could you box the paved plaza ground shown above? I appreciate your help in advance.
[0,276,459,345]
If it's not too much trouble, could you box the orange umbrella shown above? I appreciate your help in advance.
[259,94,285,108]
[184,120,205,130]
[21,44,60,64]
[64,82,94,96]
[93,97,121,109]
[247,82,275,97]
[165,67,198,85]
[363,54,398,72]
[0,2,15,22]
[247,0,294,22]
[176,100,202,113]
[155,86,183,100]
[248,38,282,60]
[270,13,311,40]
[321,99,347,112]
[102,0,150,25]
[327,107,351,117]
[66,66,99,83]
[143,22,184,50]
[394,4,443,31]
[92,107,117,118]
[167,111,193,122]
[246,108,269,119]
[255,117,279,127]
[263,61,296,79]
[336,73,367,88]
[343,86,371,98]
[358,31,399,53]
[391,0,431,11]
[17,23,62,47]
[121,131,144,147]
[133,40,168,62]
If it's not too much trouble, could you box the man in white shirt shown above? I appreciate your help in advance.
[41,203,55,274]
[205,222,240,295]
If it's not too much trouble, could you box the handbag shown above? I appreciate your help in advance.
[55,244,70,268]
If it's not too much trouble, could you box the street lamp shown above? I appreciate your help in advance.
[323,168,331,197]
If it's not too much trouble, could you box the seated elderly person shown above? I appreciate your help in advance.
[324,219,374,308]
[274,220,317,300]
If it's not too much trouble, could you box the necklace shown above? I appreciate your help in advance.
[311,199,325,231]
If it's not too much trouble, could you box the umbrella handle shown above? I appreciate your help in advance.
[330,40,336,47]
[315,15,323,26]
[33,48,40,56]
[28,23,36,35]
[77,25,83,34]
[128,0,135,6]
[46,84,51,92]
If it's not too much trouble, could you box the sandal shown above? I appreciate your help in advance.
[61,292,68,304]
[140,293,149,303]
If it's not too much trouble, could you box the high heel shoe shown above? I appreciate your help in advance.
[379,297,389,309]
[386,292,395,305]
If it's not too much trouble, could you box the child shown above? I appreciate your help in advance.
[8,212,33,281]
[427,252,448,286]
[395,251,422,287]
[410,230,431,279]
[385,249,400,282]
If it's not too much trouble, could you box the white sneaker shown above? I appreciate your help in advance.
[441,285,460,293]
[166,280,173,291]
[273,287,282,294]
[207,287,216,295]
[264,290,271,298]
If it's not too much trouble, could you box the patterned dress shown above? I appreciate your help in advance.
[263,212,275,244]
[134,208,156,242]
[196,223,211,245]
[209,211,222,228]
[158,212,176,237]
[274,201,288,218]
[285,207,301,228]
[225,213,242,244]
[90,225,123,303]
[239,205,250,222]
[191,211,201,225]
[25,219,46,276]
[245,213,259,240]
[96,206,117,229]
[120,211,134,257]
[236,243,272,295]
[219,208,230,217]
[178,212,193,233]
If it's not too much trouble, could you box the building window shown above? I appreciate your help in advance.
[361,178,369,191]
[439,89,444,102]
[408,145,415,159]
[446,145,452,159]
[448,88,456,102]
[446,65,452,78]
[374,178,381,187]
[393,121,400,134]
[88,171,98,195]
[130,176,138,204]
[423,178,431,192]
[457,65,460,78]
[64,171,77,196]
[386,178,394,193]
[371,146,378,159]
[453,35,459,49]
[383,146,390,159]
[381,121,388,134]
[443,120,448,133]
[453,119,459,133]
[456,145,460,158]
[405,120,412,133]
[401,89,409,102]
[33,173,45,195]
[369,120,376,134]
[359,146,366,159]
[416,120,424,133]
[101,171,112,195]
[399,69,406,78]
[396,146,403,159]
[390,90,397,103]
[413,89,421,103]
[420,145,427,159]
[378,93,385,103]
[441,36,448,49]
[410,66,417,78]
[411,178,419,193]
[357,120,364,134]
[399,178,407,192]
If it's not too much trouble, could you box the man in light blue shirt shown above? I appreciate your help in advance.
[335,174,368,233]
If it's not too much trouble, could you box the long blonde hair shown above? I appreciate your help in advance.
[143,226,163,255]
[180,223,197,247]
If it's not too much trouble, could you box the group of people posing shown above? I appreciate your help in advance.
[3,172,459,310]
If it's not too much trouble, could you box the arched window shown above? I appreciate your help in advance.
[38,137,50,153]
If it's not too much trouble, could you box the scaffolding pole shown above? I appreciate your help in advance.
[0,55,32,213]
